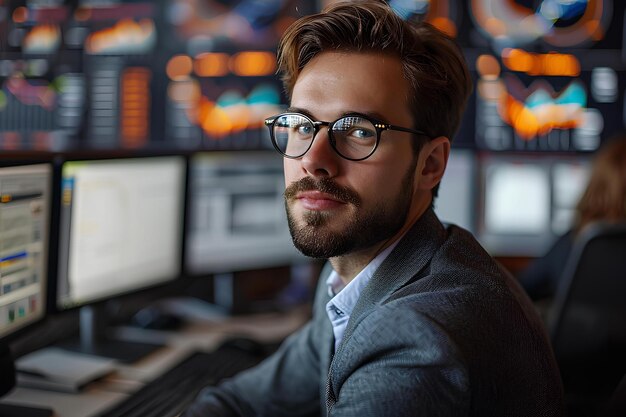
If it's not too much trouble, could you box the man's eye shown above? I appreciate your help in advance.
[297,125,313,135]
[350,128,375,139]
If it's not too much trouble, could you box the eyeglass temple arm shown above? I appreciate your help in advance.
[384,124,430,138]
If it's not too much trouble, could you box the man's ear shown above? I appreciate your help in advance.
[416,136,450,191]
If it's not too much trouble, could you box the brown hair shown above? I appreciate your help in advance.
[575,135,626,233]
[277,0,473,142]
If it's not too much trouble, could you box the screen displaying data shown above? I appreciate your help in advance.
[2,0,623,259]
[468,0,626,152]
[0,0,317,151]
[477,153,591,256]
[2,0,622,152]
[186,151,303,275]
[56,156,186,309]
[319,0,626,152]
[0,163,50,340]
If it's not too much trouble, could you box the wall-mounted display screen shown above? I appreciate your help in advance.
[1,1,623,152]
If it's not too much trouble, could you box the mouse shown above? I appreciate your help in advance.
[130,306,184,331]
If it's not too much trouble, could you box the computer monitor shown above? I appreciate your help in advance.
[0,163,51,342]
[477,153,591,257]
[478,154,552,256]
[54,155,186,361]
[185,151,307,310]
[434,148,477,233]
[0,162,53,416]
[186,151,303,275]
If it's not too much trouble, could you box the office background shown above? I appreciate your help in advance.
[1,0,626,415]
[2,0,623,258]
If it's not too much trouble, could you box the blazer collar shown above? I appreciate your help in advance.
[336,207,446,353]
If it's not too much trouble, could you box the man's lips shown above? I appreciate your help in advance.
[296,190,346,210]
[284,177,361,209]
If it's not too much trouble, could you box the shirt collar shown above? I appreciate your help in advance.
[326,238,400,315]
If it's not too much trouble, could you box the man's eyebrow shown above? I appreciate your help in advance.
[286,107,314,118]
[285,107,391,123]
[341,111,389,123]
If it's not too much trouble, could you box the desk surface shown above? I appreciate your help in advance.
[0,307,310,417]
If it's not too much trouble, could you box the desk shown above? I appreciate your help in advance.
[0,307,310,417]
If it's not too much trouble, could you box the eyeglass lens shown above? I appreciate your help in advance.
[272,114,378,160]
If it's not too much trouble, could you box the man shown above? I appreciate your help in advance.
[184,1,565,416]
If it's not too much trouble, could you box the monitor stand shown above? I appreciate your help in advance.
[59,304,162,363]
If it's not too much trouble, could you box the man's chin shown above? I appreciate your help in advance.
[291,229,351,259]
[293,244,334,259]
[304,209,333,227]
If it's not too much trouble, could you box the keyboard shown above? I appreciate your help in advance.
[95,345,269,417]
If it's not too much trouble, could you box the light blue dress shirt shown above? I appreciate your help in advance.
[325,240,400,352]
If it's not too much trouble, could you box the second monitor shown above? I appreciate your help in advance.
[185,151,303,275]
[54,155,187,361]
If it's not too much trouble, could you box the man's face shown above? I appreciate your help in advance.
[284,51,430,258]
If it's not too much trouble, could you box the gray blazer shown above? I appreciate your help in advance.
[184,209,565,416]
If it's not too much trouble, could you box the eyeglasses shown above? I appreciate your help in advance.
[263,112,429,161]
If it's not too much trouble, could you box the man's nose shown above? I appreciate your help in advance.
[300,127,340,178]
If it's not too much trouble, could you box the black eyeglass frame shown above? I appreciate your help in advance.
[264,112,431,161]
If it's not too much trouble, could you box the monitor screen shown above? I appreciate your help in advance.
[2,1,626,153]
[0,163,51,340]
[469,2,626,153]
[478,155,553,256]
[434,148,477,233]
[0,0,317,151]
[185,151,303,275]
[485,161,551,235]
[477,154,591,256]
[55,156,186,310]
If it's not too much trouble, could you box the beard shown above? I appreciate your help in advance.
[284,157,418,259]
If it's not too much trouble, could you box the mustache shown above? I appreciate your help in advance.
[284,177,361,207]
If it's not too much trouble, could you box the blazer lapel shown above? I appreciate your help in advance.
[348,208,445,325]
[325,209,446,409]
[317,263,337,417]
